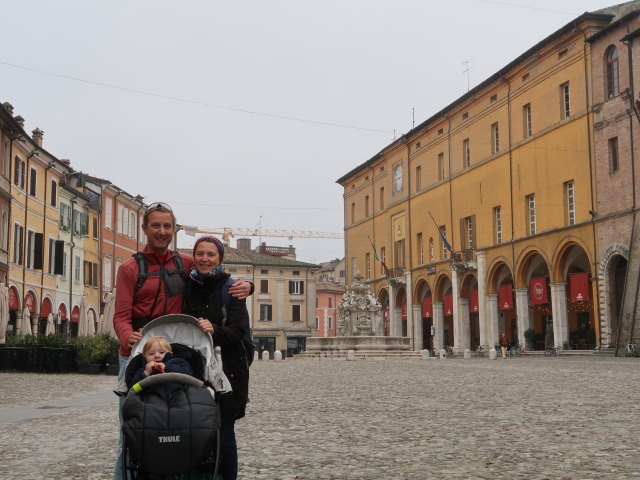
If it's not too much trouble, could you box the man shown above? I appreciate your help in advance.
[113,202,252,480]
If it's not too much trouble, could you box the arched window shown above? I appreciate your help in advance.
[606,46,619,98]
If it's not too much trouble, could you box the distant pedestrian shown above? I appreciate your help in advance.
[499,333,509,359]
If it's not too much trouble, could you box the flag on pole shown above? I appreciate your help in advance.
[368,236,389,276]
[428,211,453,253]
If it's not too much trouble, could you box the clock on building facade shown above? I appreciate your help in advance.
[393,164,403,192]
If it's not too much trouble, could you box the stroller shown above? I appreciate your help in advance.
[115,314,233,480]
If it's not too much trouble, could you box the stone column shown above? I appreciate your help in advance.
[15,309,23,335]
[459,298,470,351]
[31,312,38,335]
[275,279,285,329]
[515,288,530,347]
[413,304,423,351]
[388,282,397,337]
[306,274,317,332]
[551,283,569,348]
[451,268,461,349]
[405,270,414,346]
[433,302,444,351]
[477,251,488,347]
[323,307,329,337]
[487,294,499,347]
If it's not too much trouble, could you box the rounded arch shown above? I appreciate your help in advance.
[551,237,594,283]
[8,285,21,310]
[459,272,478,298]
[515,247,551,288]
[24,289,39,314]
[433,272,452,302]
[413,278,433,303]
[376,287,389,308]
[40,296,54,318]
[88,307,97,325]
[605,44,619,98]
[57,302,68,321]
[394,285,407,306]
[598,243,629,348]
[486,257,513,294]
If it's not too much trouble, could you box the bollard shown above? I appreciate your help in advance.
[346,350,355,361]
[420,349,430,360]
[489,348,497,360]
[254,351,259,364]
[274,350,282,361]
[261,350,270,361]
[464,349,470,359]
[439,348,446,359]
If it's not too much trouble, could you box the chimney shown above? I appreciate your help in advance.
[236,238,252,251]
[32,128,44,147]
[59,159,71,166]
[14,115,24,127]
[2,102,14,115]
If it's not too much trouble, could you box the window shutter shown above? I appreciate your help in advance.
[300,281,304,294]
[288,281,293,294]
[471,215,476,248]
[33,233,43,270]
[54,240,64,275]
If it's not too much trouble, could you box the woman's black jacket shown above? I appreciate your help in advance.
[183,272,250,420]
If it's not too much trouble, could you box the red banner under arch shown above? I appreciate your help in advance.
[71,306,80,323]
[422,298,433,318]
[529,277,548,305]
[8,287,19,310]
[443,295,453,316]
[469,289,479,313]
[569,273,590,302]
[40,298,52,318]
[498,285,514,311]
[24,292,36,313]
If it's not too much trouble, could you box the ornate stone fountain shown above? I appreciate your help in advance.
[306,273,410,357]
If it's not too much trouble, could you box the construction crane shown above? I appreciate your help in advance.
[179,225,343,246]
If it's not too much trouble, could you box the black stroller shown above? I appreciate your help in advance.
[116,314,232,479]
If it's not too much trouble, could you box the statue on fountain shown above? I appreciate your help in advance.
[337,271,384,336]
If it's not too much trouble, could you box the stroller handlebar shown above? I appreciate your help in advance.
[128,372,204,396]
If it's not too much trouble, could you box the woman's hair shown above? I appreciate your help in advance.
[193,235,225,263]
[142,336,172,356]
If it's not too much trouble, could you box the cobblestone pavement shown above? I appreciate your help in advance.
[0,356,639,479]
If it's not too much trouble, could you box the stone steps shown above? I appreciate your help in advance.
[295,350,422,360]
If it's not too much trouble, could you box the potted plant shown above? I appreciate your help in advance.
[72,334,120,374]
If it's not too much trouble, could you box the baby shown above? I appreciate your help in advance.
[131,336,193,385]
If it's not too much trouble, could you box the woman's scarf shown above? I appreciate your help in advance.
[189,265,225,285]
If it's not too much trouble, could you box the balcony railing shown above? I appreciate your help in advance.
[385,267,406,284]
[451,249,477,271]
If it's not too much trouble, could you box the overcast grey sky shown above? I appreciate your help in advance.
[0,0,614,263]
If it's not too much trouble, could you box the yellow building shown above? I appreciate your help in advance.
[337,10,623,352]
[8,125,71,334]
[66,172,102,333]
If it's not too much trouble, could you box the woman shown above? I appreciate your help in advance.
[183,236,250,480]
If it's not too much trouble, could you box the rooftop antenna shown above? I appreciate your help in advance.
[412,108,415,129]
[462,58,474,92]
[258,215,263,245]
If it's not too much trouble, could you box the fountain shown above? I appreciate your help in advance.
[305,273,411,357]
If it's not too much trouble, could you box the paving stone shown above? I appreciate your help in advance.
[0,357,639,478]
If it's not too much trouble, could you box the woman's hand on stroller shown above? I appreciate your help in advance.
[197,317,214,335]
[145,361,166,376]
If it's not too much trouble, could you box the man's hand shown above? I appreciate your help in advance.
[229,279,252,299]
[127,330,142,348]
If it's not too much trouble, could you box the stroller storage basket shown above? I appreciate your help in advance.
[123,372,219,477]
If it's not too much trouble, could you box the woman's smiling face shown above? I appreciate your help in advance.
[194,241,220,274]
